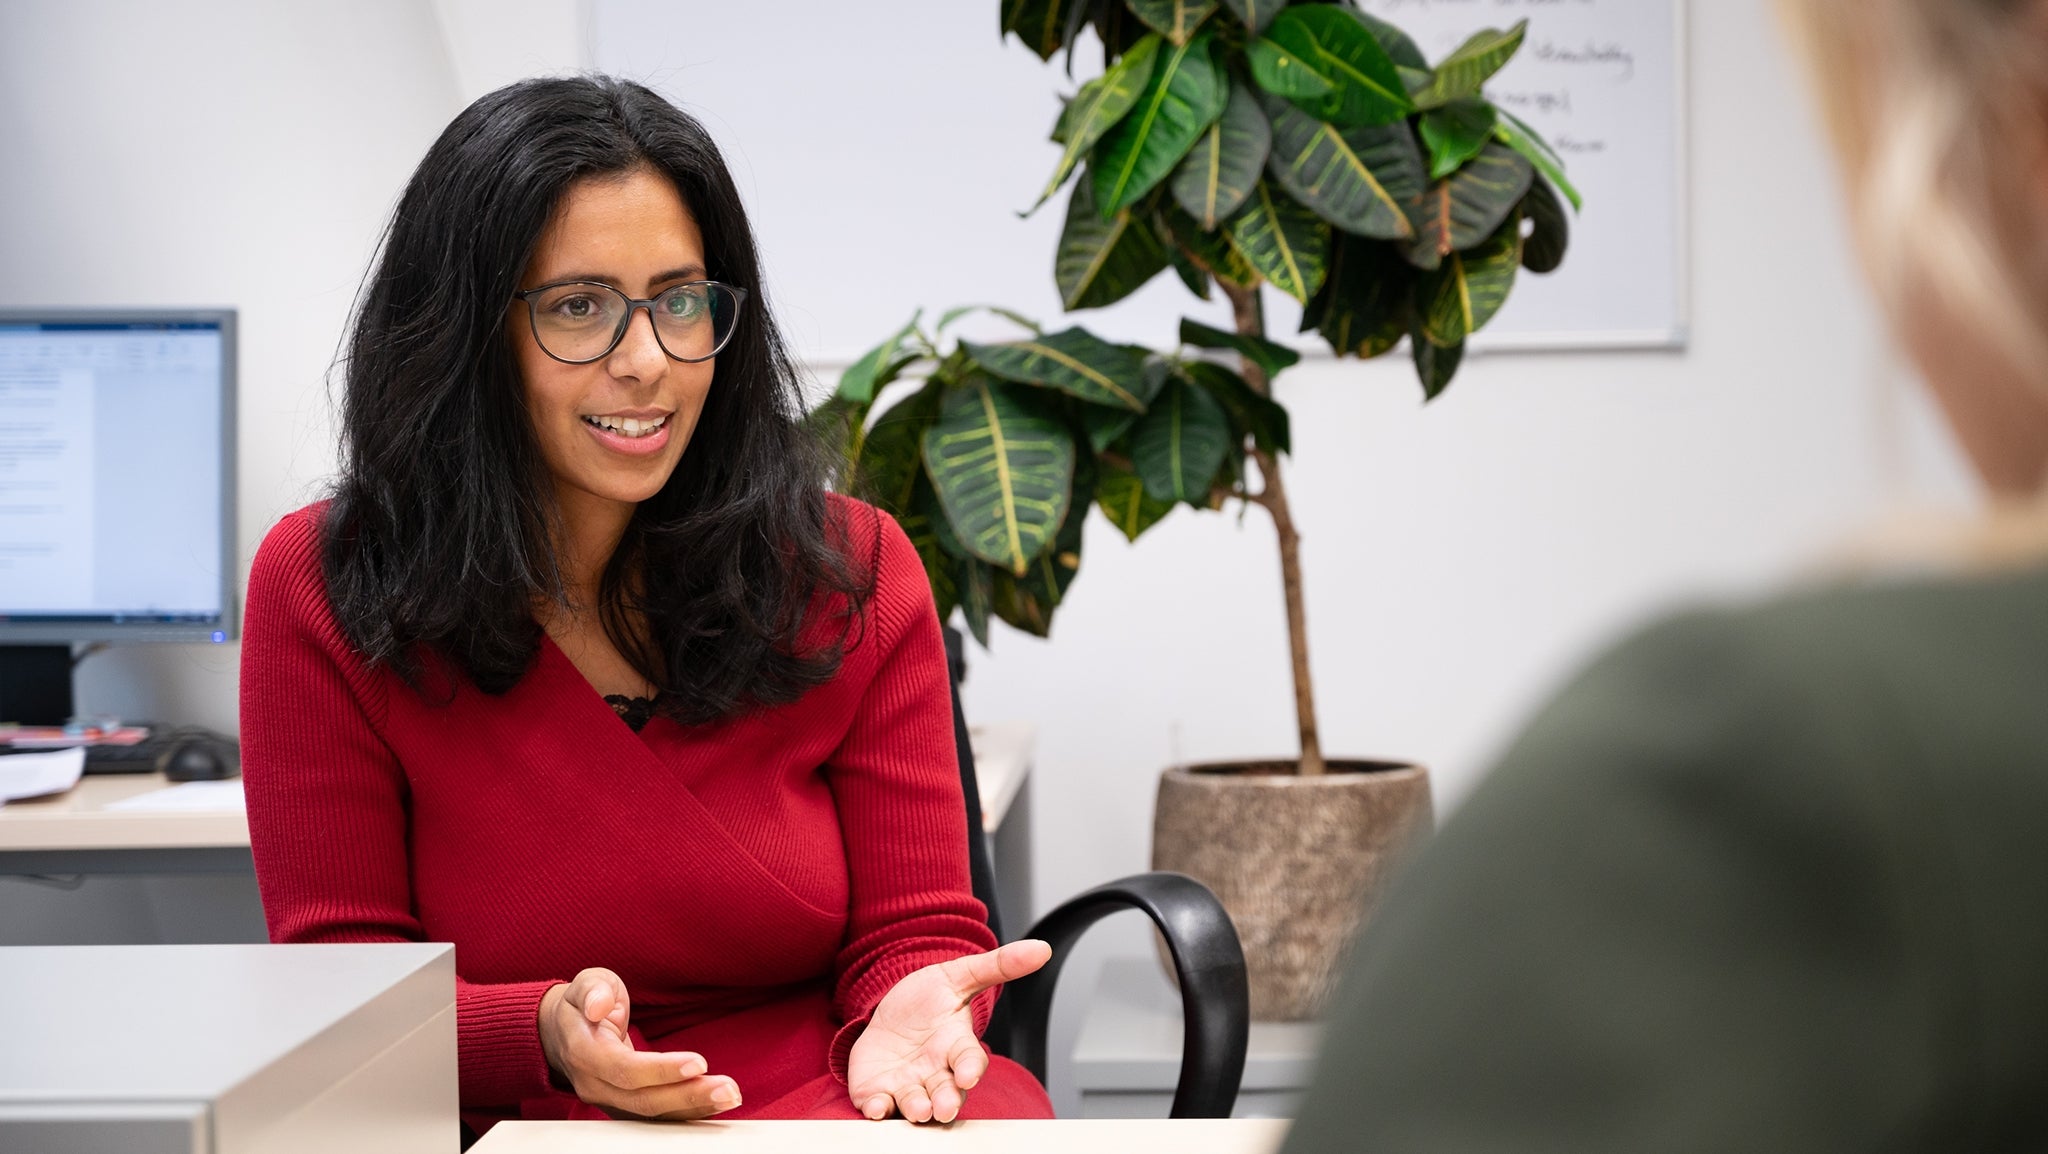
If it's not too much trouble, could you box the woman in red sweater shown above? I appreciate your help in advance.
[239,76,1052,1135]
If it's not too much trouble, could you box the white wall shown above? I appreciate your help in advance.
[0,1,585,730]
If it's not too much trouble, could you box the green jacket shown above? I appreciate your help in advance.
[1282,566,2048,1152]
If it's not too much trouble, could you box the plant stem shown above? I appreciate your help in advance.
[1221,281,1326,777]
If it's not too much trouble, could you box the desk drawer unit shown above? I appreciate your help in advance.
[0,942,456,1153]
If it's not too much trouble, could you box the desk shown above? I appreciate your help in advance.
[0,941,456,1152]
[0,772,250,876]
[470,1118,1288,1153]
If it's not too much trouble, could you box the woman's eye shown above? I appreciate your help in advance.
[556,296,599,319]
[662,290,705,319]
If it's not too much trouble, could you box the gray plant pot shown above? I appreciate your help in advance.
[1151,760,1433,1020]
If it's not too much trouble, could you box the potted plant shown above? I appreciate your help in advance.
[813,0,1576,1018]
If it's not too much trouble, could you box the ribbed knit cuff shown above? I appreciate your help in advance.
[457,978,566,1107]
[828,1015,868,1085]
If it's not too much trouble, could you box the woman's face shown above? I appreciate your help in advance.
[511,167,717,519]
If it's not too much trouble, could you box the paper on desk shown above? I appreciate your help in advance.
[104,778,246,813]
[0,746,86,804]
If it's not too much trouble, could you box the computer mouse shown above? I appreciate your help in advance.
[159,737,237,782]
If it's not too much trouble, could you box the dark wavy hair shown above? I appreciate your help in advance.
[323,75,868,723]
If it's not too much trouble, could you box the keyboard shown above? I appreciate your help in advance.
[79,727,237,775]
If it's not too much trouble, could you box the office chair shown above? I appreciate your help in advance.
[943,627,1250,1119]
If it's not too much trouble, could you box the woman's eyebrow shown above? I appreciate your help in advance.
[532,264,708,289]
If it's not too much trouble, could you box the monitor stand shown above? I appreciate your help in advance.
[0,646,74,726]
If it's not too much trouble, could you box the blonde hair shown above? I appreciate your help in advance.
[1779,0,2048,383]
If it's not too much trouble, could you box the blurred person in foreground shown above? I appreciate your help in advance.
[1282,1,2048,1149]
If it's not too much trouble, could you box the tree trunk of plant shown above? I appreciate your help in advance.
[1221,281,1326,777]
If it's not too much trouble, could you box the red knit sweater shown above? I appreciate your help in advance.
[240,498,1038,1122]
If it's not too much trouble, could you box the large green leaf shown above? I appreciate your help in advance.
[1404,142,1532,270]
[905,476,961,623]
[1419,98,1496,180]
[852,385,941,514]
[1125,0,1217,44]
[1096,458,1177,540]
[1521,176,1569,274]
[1081,353,1169,451]
[963,327,1155,411]
[1225,180,1331,303]
[990,459,1092,637]
[838,311,924,403]
[1411,320,1465,401]
[1092,32,1229,215]
[1058,178,1171,309]
[1302,233,1411,359]
[1412,21,1527,110]
[922,375,1076,575]
[1003,0,1084,60]
[1351,9,1426,71]
[1131,377,1233,503]
[1168,242,1212,298]
[1494,109,1581,210]
[1220,0,1279,35]
[956,555,994,646]
[1260,5,1413,127]
[1178,316,1300,379]
[1180,358,1290,455]
[1245,36,1336,100]
[1169,78,1271,231]
[1259,90,1422,241]
[1158,202,1256,287]
[1034,37,1158,212]
[1418,210,1523,347]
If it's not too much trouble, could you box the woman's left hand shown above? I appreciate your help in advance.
[846,939,1052,1123]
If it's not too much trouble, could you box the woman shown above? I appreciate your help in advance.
[1280,2,2048,1150]
[239,76,1052,1132]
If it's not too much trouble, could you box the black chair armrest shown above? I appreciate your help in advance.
[1000,871,1248,1119]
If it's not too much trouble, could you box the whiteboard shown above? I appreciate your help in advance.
[593,0,1686,366]
[1348,0,1688,351]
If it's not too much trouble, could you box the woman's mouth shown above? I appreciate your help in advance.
[580,413,669,438]
[580,411,674,456]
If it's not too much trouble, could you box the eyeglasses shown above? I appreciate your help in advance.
[514,279,748,365]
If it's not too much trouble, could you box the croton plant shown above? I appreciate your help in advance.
[809,0,1577,774]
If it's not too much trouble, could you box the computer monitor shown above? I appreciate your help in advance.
[0,308,237,725]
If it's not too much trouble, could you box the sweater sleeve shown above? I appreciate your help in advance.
[819,507,1001,1080]
[1279,607,1958,1154]
[239,510,563,1107]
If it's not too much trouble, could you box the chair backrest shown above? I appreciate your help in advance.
[944,625,1004,943]
[944,625,1015,1055]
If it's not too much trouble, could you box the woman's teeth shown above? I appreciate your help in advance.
[583,414,668,438]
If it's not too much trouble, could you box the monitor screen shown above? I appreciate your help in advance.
[0,310,236,643]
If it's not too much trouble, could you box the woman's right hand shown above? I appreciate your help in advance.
[538,967,742,1120]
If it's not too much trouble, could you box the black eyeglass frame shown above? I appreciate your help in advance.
[513,279,749,366]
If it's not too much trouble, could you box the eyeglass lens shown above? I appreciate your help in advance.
[526,282,740,363]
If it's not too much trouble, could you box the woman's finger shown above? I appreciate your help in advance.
[946,1031,989,1090]
[897,1082,934,1124]
[939,939,1052,998]
[860,1093,893,1121]
[926,1069,964,1123]
[620,1074,742,1121]
[584,1042,707,1091]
